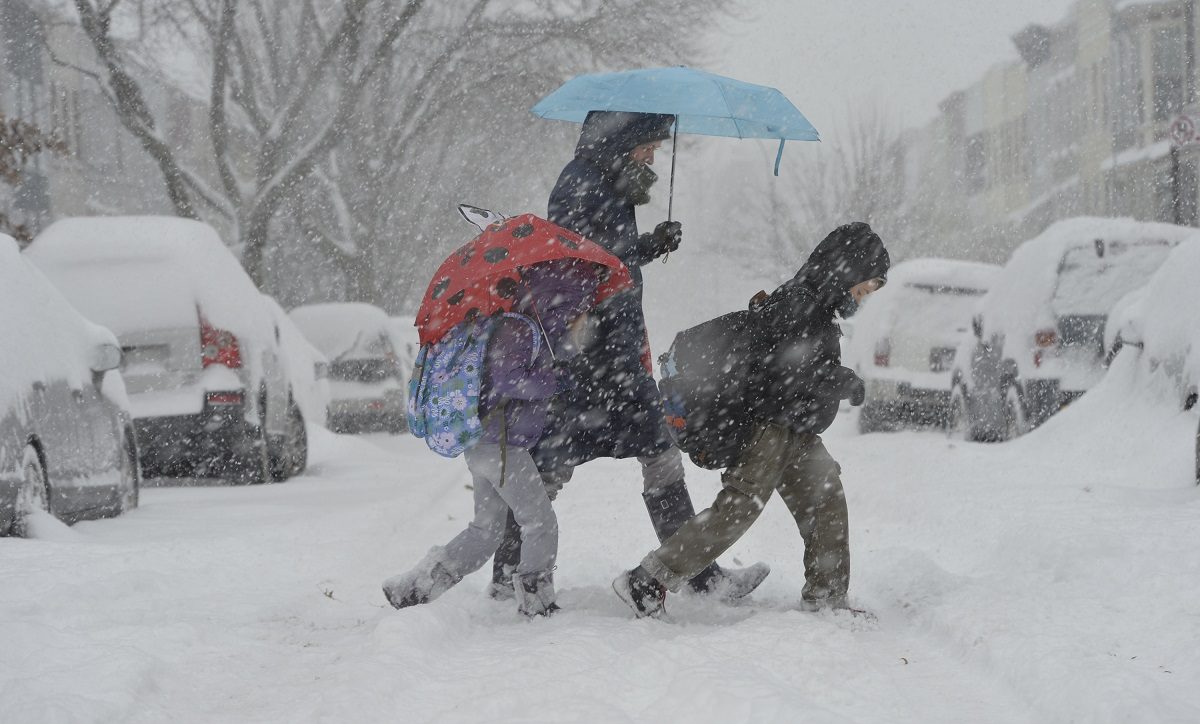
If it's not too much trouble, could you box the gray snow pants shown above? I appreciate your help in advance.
[443,443,558,578]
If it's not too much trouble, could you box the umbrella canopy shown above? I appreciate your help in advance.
[532,66,819,176]
[415,214,633,346]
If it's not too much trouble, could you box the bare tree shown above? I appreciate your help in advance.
[65,0,429,285]
[0,111,66,242]
[54,0,731,306]
[791,103,902,242]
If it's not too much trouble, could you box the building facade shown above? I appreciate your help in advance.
[895,0,1200,261]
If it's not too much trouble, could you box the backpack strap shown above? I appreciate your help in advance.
[501,312,546,365]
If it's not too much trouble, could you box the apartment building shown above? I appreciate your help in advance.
[896,0,1200,260]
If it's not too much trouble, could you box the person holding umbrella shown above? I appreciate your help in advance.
[487,110,770,599]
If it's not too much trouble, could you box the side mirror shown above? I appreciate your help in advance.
[89,343,122,373]
[971,315,983,339]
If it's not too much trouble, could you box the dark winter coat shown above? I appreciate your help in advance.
[748,222,891,435]
[541,111,676,463]
[479,261,599,449]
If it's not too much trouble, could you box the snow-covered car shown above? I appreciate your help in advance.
[1103,241,1200,483]
[847,259,999,432]
[26,217,297,484]
[951,217,1193,442]
[261,295,332,478]
[2,234,139,535]
[289,303,405,434]
[388,315,420,374]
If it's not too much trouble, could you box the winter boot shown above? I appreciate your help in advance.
[487,510,522,600]
[612,565,667,618]
[643,480,770,599]
[382,547,462,610]
[513,571,559,618]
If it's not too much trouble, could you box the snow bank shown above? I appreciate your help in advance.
[1,235,120,413]
[289,303,395,362]
[26,216,275,347]
[1126,240,1200,398]
[263,296,330,427]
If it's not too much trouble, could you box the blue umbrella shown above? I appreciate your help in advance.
[532,66,820,218]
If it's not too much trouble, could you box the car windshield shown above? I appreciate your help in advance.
[1052,240,1174,317]
[328,357,398,383]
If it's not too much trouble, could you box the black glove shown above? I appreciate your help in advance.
[846,375,866,407]
[646,220,682,258]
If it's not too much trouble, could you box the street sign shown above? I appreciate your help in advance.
[1170,113,1200,147]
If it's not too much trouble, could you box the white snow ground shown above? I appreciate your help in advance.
[3,355,1198,723]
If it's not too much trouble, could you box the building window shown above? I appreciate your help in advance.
[965,132,986,193]
[1112,29,1143,150]
[1152,23,1186,122]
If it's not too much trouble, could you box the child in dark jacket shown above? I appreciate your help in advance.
[383,260,599,617]
[613,222,891,617]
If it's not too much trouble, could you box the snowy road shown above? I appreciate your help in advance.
[4,364,1199,723]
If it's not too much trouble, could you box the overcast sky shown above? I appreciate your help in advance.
[709,0,1077,134]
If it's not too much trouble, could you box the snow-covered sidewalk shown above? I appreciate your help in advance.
[3,363,1198,723]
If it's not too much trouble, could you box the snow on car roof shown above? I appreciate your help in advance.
[289,303,394,361]
[1,234,119,412]
[890,258,1000,293]
[26,216,274,343]
[978,217,1194,342]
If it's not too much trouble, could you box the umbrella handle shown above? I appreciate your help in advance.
[662,120,678,264]
[667,120,678,221]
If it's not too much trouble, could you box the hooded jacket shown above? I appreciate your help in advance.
[478,260,600,448]
[542,111,677,462]
[748,222,891,435]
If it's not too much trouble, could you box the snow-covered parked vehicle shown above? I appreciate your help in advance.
[388,315,420,375]
[26,217,297,484]
[2,234,139,535]
[847,259,999,432]
[261,295,332,479]
[951,217,1193,442]
[1103,240,1200,483]
[289,303,405,434]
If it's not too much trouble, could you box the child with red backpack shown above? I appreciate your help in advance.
[383,260,599,617]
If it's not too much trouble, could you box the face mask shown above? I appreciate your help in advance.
[616,160,657,206]
[836,292,859,319]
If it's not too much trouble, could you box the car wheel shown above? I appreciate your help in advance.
[1003,386,1030,441]
[118,427,140,512]
[225,424,270,485]
[14,444,49,537]
[270,402,307,481]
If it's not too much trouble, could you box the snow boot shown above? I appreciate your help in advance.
[643,480,770,599]
[612,565,667,618]
[382,547,462,610]
[513,571,558,617]
[488,510,522,600]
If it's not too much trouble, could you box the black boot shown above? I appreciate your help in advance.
[642,480,726,593]
[488,509,523,600]
[612,565,667,618]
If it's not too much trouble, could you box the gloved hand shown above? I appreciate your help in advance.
[846,375,866,407]
[646,220,682,258]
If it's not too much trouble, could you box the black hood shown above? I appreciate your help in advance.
[793,222,890,313]
[574,111,675,170]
